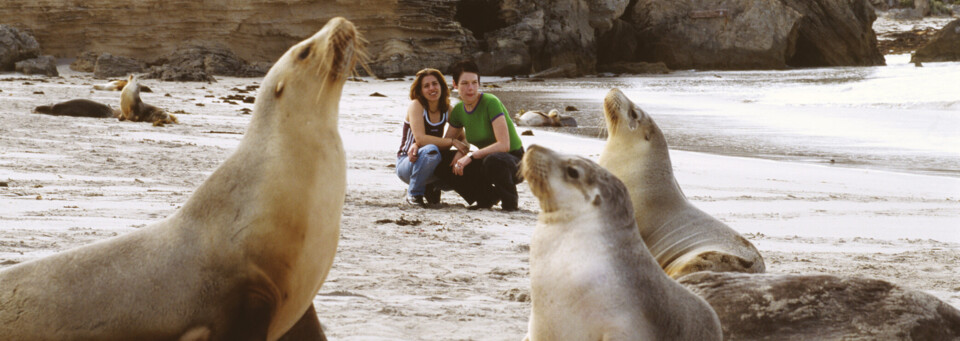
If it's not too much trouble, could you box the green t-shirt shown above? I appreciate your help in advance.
[450,93,523,152]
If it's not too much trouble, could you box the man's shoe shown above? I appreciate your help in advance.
[424,184,441,205]
[467,200,495,210]
[500,204,519,212]
[405,195,426,207]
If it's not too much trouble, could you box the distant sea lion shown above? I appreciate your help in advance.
[33,99,120,118]
[598,88,764,279]
[515,109,577,127]
[0,16,363,340]
[678,271,960,340]
[94,79,152,92]
[120,74,177,126]
[521,145,722,341]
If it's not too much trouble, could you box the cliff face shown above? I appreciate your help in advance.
[0,0,474,77]
[0,0,885,76]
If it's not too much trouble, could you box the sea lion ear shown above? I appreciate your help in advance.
[275,80,285,97]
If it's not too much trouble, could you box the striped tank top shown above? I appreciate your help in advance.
[397,109,447,157]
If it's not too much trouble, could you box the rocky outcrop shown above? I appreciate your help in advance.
[780,0,886,67]
[0,0,886,77]
[0,25,40,71]
[70,51,98,72]
[623,0,805,70]
[146,47,268,81]
[912,19,960,63]
[93,53,145,79]
[15,55,58,76]
[679,272,960,340]
[615,0,884,70]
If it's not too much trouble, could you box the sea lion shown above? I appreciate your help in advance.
[93,79,128,91]
[0,16,363,340]
[119,74,177,126]
[515,109,577,127]
[678,271,960,340]
[598,88,764,279]
[520,145,722,341]
[33,98,120,118]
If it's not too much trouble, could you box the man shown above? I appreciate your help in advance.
[441,60,524,211]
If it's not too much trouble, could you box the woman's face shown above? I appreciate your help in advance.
[420,74,442,104]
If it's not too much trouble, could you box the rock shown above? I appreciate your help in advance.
[0,24,40,71]
[625,0,803,69]
[679,272,960,340]
[70,51,99,72]
[94,53,144,79]
[622,0,883,70]
[146,46,264,81]
[779,0,886,67]
[597,61,670,74]
[530,63,578,78]
[15,55,58,76]
[912,19,960,63]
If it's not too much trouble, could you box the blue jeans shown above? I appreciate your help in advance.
[396,144,443,196]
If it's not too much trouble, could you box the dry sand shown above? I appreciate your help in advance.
[1,66,958,340]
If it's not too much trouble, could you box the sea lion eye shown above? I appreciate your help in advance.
[298,46,312,60]
[566,166,579,179]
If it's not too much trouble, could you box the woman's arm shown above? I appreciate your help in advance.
[408,100,456,148]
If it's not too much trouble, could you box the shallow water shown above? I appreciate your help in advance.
[491,54,960,177]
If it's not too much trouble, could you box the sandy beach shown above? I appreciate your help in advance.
[1,63,958,340]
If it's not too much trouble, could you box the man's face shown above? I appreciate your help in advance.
[456,72,480,104]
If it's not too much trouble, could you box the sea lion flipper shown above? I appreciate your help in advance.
[277,304,327,341]
[668,251,757,278]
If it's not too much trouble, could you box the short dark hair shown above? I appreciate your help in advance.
[451,60,480,85]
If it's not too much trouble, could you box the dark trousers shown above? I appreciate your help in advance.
[436,148,524,209]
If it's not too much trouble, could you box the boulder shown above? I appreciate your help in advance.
[145,46,266,81]
[93,53,145,79]
[779,0,886,67]
[15,55,58,76]
[679,272,960,340]
[0,24,40,71]
[626,0,804,70]
[911,19,960,63]
[622,0,884,70]
[70,51,99,72]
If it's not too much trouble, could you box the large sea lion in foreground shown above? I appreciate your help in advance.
[0,17,363,340]
[598,88,764,279]
[120,74,178,126]
[34,98,120,118]
[679,271,960,340]
[521,145,721,341]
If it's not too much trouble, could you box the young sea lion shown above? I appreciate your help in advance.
[119,74,177,126]
[521,145,722,341]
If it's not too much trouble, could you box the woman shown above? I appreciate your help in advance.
[441,60,524,211]
[395,68,467,207]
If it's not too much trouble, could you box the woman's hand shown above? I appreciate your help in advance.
[451,139,470,152]
[407,143,419,162]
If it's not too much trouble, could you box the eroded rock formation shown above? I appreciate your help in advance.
[0,0,886,77]
[912,19,960,63]
[0,25,40,71]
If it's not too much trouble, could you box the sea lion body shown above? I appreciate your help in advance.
[0,17,362,340]
[521,145,722,341]
[33,99,119,118]
[120,74,177,126]
[598,88,764,279]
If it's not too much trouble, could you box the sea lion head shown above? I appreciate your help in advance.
[603,88,664,146]
[521,145,633,222]
[256,17,366,121]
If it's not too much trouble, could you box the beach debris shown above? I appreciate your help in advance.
[370,92,387,97]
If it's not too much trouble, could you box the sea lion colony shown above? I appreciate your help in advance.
[5,17,960,340]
